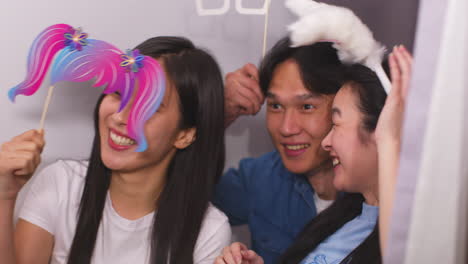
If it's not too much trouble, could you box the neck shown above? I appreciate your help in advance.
[307,166,337,201]
[109,163,168,220]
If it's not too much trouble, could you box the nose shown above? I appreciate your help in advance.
[112,102,131,125]
[279,110,302,137]
[321,129,333,152]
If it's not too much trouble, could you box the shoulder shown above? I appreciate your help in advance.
[32,159,88,202]
[194,204,231,262]
[202,203,230,231]
[17,160,88,235]
[198,203,231,242]
[237,151,285,173]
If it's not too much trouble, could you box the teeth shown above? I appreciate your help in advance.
[332,158,340,167]
[285,144,310,151]
[110,131,136,146]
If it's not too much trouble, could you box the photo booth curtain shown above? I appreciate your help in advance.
[386,0,468,262]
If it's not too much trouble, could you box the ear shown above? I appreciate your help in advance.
[173,127,197,149]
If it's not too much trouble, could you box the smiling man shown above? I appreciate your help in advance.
[213,38,345,264]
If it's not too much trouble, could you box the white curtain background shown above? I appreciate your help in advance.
[386,0,468,262]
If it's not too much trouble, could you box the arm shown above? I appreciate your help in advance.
[0,199,16,264]
[224,63,265,128]
[375,45,413,253]
[212,158,257,225]
[0,129,52,264]
[15,220,54,263]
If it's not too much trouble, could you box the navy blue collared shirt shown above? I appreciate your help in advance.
[213,151,318,264]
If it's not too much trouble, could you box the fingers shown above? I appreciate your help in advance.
[394,46,413,99]
[216,243,249,264]
[389,45,413,100]
[0,130,44,179]
[241,63,259,81]
[393,47,411,89]
[225,77,257,115]
[230,242,247,263]
[231,70,264,107]
[2,140,42,154]
[220,245,238,264]
[241,250,264,264]
[225,64,265,120]
[0,152,37,178]
[388,53,401,98]
[214,256,227,264]
[10,129,45,153]
[399,45,414,64]
[240,64,263,102]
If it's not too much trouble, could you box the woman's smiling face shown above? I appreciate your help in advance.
[98,78,188,174]
[321,84,379,194]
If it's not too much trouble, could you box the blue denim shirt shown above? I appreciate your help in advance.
[213,151,318,264]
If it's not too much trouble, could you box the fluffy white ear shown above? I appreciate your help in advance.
[286,0,391,93]
[285,0,323,17]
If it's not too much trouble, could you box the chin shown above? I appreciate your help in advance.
[282,160,318,175]
[332,176,347,191]
[101,151,128,171]
[101,158,122,171]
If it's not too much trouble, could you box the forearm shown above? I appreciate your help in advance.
[0,199,17,264]
[377,141,400,254]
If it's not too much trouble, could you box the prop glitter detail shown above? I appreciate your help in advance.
[285,0,392,93]
[8,24,166,152]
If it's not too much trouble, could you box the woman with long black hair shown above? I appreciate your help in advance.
[215,46,413,264]
[0,36,231,264]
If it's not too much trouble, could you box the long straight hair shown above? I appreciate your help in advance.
[67,37,226,264]
[278,64,388,264]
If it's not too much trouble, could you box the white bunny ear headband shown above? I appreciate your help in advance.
[285,0,392,93]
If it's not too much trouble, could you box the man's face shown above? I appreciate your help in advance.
[266,60,335,175]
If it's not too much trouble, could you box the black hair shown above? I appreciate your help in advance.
[277,64,388,264]
[344,64,388,132]
[259,37,344,96]
[67,36,225,264]
[278,194,381,264]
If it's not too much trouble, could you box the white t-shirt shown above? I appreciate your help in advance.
[313,192,334,214]
[18,160,231,264]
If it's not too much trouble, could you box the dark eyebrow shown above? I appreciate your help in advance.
[296,93,321,100]
[332,107,341,117]
[266,92,276,99]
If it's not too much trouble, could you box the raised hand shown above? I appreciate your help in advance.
[224,63,265,127]
[0,130,45,200]
[376,45,413,253]
[375,45,413,147]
